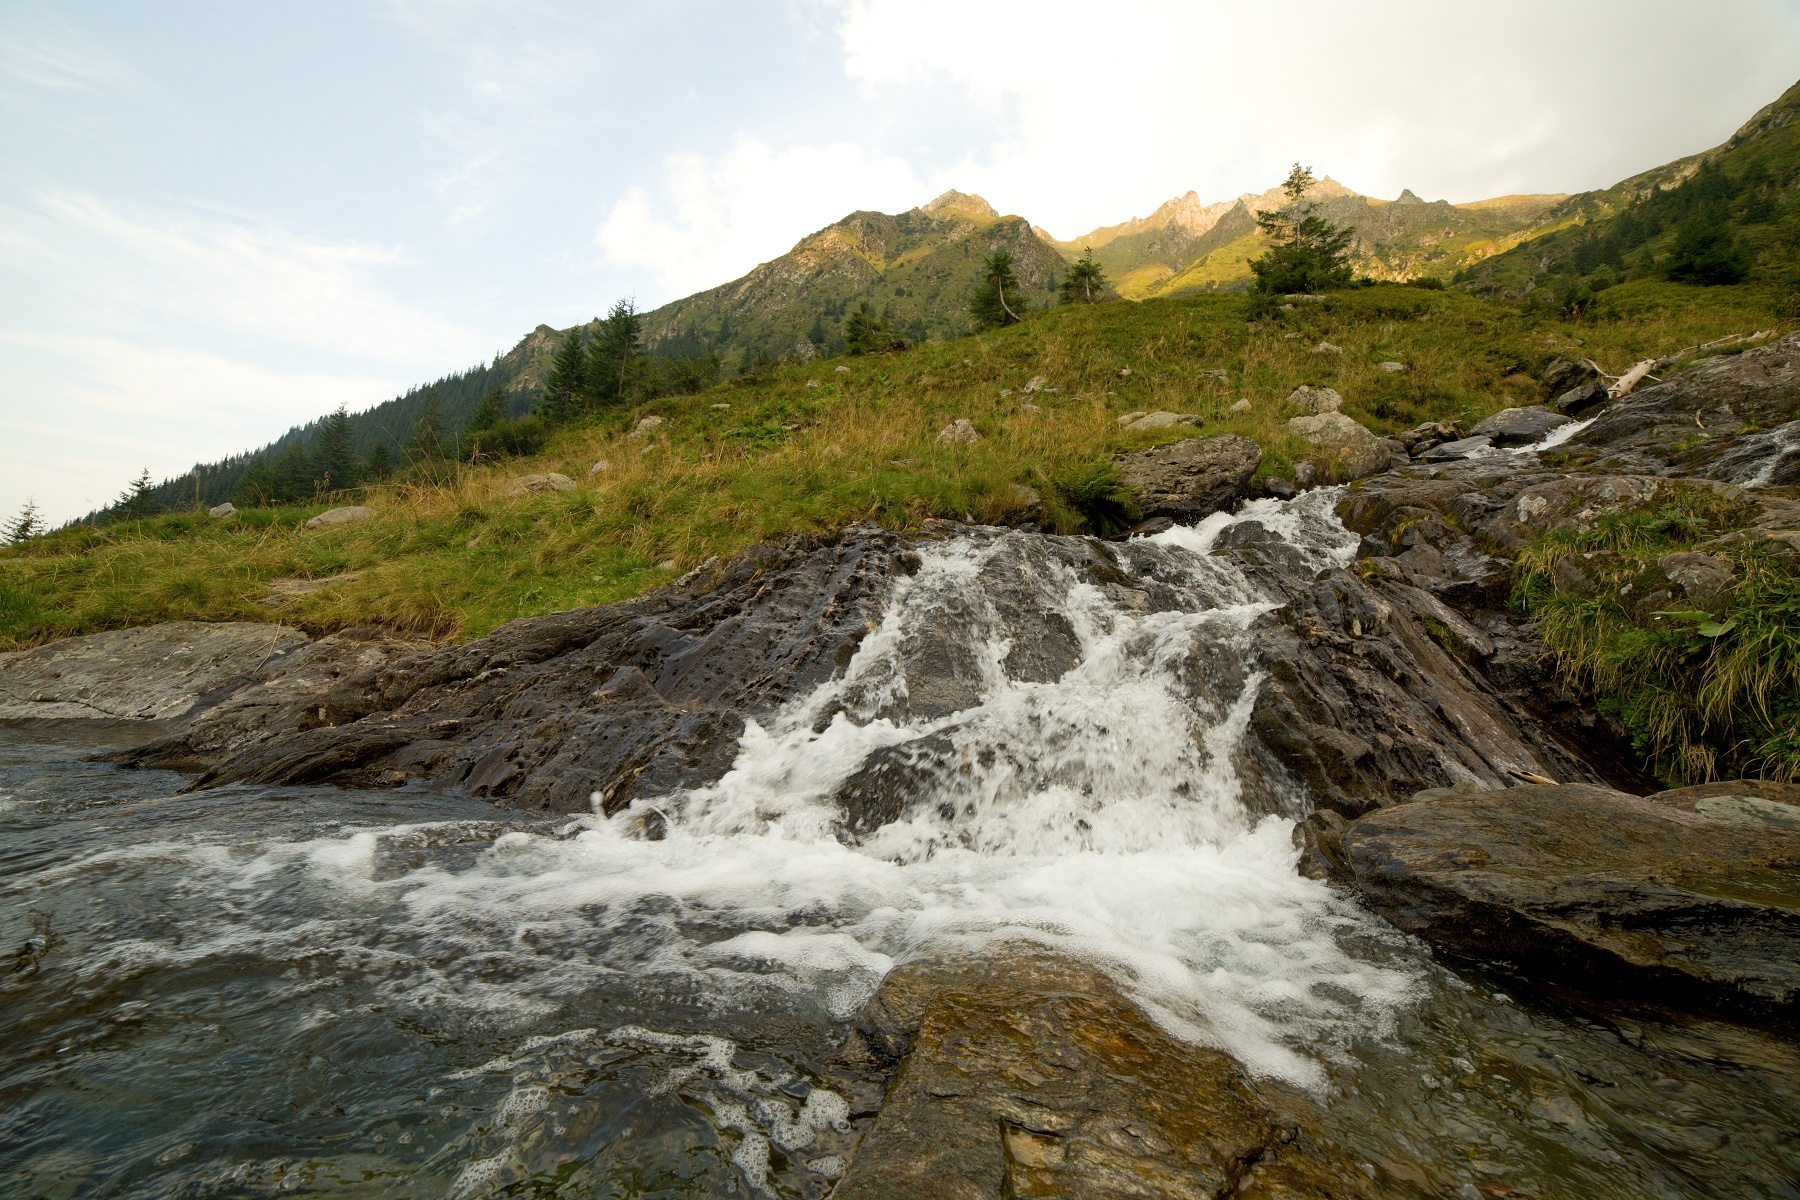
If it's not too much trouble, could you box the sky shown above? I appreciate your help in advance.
[3,1,1798,525]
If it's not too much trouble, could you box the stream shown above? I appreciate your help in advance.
[3,491,1797,1198]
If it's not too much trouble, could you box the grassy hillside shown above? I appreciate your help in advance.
[1460,78,1800,301]
[2,281,1782,651]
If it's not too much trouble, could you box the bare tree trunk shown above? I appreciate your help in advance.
[1608,359,1656,399]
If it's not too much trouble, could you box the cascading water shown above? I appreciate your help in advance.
[5,490,1799,1199]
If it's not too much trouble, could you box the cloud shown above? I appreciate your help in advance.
[834,0,1800,238]
[597,137,927,301]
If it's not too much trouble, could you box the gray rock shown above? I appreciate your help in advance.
[1196,367,1229,383]
[1541,356,1598,395]
[0,623,308,720]
[1395,420,1460,453]
[1286,385,1342,415]
[1378,361,1407,373]
[1314,341,1344,354]
[1228,398,1252,413]
[1112,434,1261,521]
[1285,413,1388,479]
[1419,435,1493,461]
[208,502,236,518]
[1342,783,1800,1017]
[505,472,577,496]
[936,419,981,444]
[1008,484,1043,524]
[588,459,612,476]
[626,415,666,440]
[1469,406,1571,447]
[304,505,376,530]
[1115,410,1146,425]
[1554,380,1609,416]
[1124,410,1201,431]
[1658,551,1738,607]
[1378,437,1412,469]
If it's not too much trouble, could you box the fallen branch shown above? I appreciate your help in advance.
[1607,359,1656,399]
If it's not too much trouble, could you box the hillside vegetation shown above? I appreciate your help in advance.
[1,280,1782,651]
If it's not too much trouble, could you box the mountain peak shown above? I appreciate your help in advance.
[922,190,998,221]
[1396,188,1425,204]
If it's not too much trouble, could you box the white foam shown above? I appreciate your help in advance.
[1518,416,1594,453]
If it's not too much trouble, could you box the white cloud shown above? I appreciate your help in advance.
[597,137,927,301]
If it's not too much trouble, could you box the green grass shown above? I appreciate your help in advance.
[1515,487,1800,783]
[1,282,1787,651]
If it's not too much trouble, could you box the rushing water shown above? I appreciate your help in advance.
[4,492,1798,1199]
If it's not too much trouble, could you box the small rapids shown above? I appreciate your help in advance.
[4,491,1798,1199]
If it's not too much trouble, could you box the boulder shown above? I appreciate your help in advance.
[831,947,1375,1200]
[1228,398,1252,413]
[1285,413,1387,479]
[1378,361,1407,373]
[1418,435,1493,461]
[1342,783,1800,1017]
[626,415,666,440]
[1314,341,1344,354]
[937,419,982,445]
[1469,406,1571,448]
[1124,410,1201,431]
[1394,420,1459,454]
[208,502,236,518]
[1657,550,1738,608]
[1112,434,1261,521]
[504,473,577,496]
[304,505,376,530]
[0,622,309,720]
[1377,437,1411,469]
[588,459,611,476]
[1554,380,1609,416]
[1286,385,1342,415]
[1115,411,1146,425]
[1541,356,1598,395]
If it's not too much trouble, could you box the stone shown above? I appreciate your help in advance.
[1541,356,1598,396]
[937,419,982,445]
[1116,411,1147,425]
[1262,477,1297,500]
[1009,484,1043,524]
[1378,361,1407,373]
[1117,367,1131,377]
[835,364,851,373]
[1112,434,1261,522]
[711,402,730,410]
[1378,437,1411,469]
[1658,551,1739,608]
[504,473,576,497]
[626,415,666,440]
[0,622,309,720]
[1125,411,1201,431]
[304,505,376,530]
[1469,406,1571,448]
[209,502,236,518]
[1229,399,1252,413]
[1554,380,1609,416]
[264,572,363,608]
[1022,375,1048,393]
[1342,783,1800,1017]
[832,947,1375,1200]
[1197,368,1229,383]
[1286,385,1343,415]
[1394,420,1459,454]
[1285,413,1388,479]
[1314,341,1344,354]
[1019,403,1043,414]
[806,379,820,388]
[588,459,611,476]
[1419,435,1493,461]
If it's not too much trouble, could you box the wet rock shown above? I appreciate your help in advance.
[1541,356,1598,396]
[305,505,376,529]
[1554,380,1609,416]
[1285,413,1387,479]
[1419,436,1492,462]
[504,472,576,496]
[832,947,1378,1200]
[1377,437,1411,469]
[1286,385,1342,415]
[1113,434,1261,522]
[937,419,982,444]
[1124,410,1201,431]
[1343,783,1800,1018]
[0,622,309,720]
[1262,477,1297,500]
[1469,406,1571,448]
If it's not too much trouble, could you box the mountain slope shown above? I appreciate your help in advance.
[1458,77,1800,298]
[639,191,1065,365]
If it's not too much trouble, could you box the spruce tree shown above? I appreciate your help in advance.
[970,249,1024,329]
[466,386,508,436]
[539,330,586,424]
[843,302,894,355]
[1248,162,1354,294]
[1059,247,1109,304]
[365,441,392,481]
[117,469,158,520]
[272,442,314,503]
[585,299,643,409]
[314,405,358,493]
[409,389,446,463]
[3,499,44,544]
[233,458,275,506]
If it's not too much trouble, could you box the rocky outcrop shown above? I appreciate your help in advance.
[830,947,1381,1200]
[1113,434,1261,521]
[1285,413,1388,479]
[1468,405,1569,447]
[0,623,310,719]
[1338,782,1800,1019]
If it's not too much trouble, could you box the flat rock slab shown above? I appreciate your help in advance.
[833,947,1375,1200]
[305,505,376,529]
[1343,783,1800,1017]
[0,622,308,719]
[1113,434,1260,521]
[1469,405,1570,447]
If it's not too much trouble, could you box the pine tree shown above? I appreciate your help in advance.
[272,442,314,503]
[314,405,358,493]
[117,469,158,520]
[1665,210,1751,285]
[843,302,893,355]
[409,389,446,463]
[365,441,392,481]
[233,458,275,506]
[1059,247,1109,304]
[1249,162,1354,295]
[969,248,1024,329]
[539,330,586,424]
[3,499,44,544]
[584,299,643,409]
[466,386,508,436]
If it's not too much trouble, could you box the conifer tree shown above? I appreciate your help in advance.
[584,299,643,409]
[409,389,446,463]
[970,248,1024,329]
[272,442,314,503]
[466,386,508,436]
[365,441,392,481]
[3,499,44,544]
[1059,247,1109,304]
[314,405,358,493]
[1249,162,1354,294]
[843,302,895,355]
[233,458,275,506]
[117,469,159,520]
[539,330,586,423]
